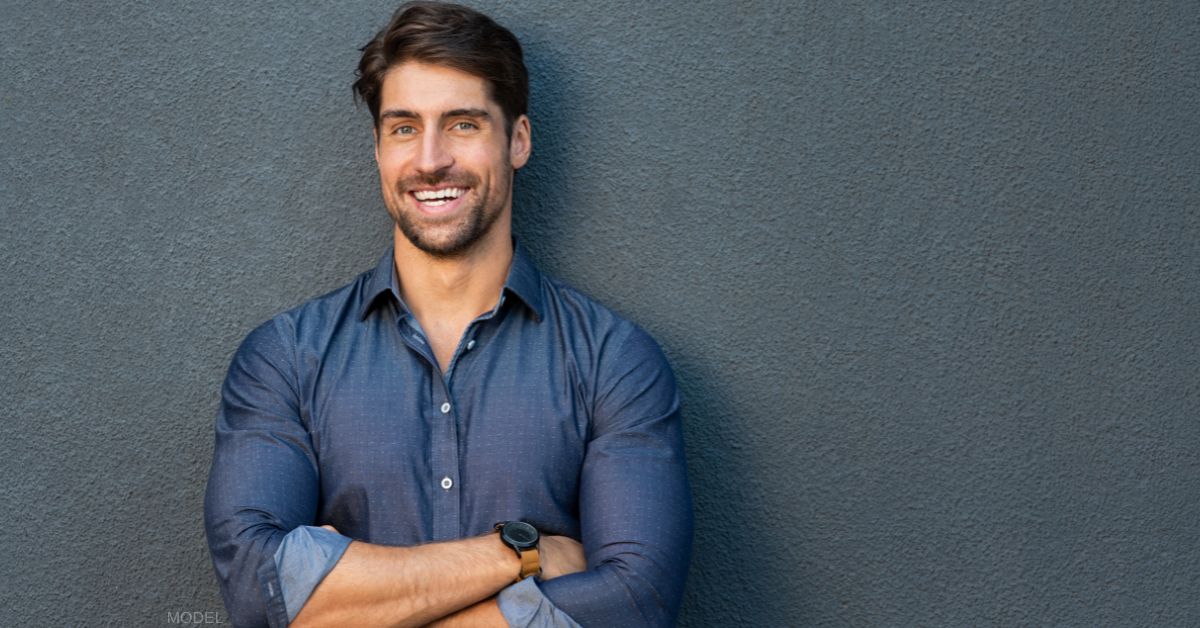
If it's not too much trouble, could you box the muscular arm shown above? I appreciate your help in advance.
[290,533,514,628]
[535,324,694,627]
[292,528,583,628]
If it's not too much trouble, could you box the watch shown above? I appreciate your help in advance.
[495,520,541,581]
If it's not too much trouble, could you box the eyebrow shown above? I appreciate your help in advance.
[379,108,492,122]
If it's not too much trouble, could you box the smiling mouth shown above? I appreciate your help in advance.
[410,186,467,207]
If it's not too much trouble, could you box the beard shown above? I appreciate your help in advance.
[385,169,507,259]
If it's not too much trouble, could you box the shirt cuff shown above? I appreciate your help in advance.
[272,525,353,623]
[497,577,582,628]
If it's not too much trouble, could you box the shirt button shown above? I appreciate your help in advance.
[440,477,453,490]
[440,402,451,414]
[466,339,476,351]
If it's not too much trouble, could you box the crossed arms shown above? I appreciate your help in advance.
[204,316,692,626]
[287,525,584,627]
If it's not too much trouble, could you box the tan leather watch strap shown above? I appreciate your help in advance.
[518,547,540,581]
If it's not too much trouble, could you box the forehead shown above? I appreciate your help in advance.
[379,61,497,115]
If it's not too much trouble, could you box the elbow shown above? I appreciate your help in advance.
[206,518,288,628]
[223,600,272,628]
[212,562,276,628]
[593,551,691,627]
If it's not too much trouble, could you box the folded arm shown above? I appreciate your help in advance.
[290,531,518,627]
[533,325,694,627]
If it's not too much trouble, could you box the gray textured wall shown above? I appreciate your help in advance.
[3,1,1198,626]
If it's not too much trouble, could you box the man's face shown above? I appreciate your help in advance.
[374,61,531,258]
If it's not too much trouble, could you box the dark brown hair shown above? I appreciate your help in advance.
[354,1,528,136]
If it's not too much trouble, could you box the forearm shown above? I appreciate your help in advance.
[424,597,505,628]
[292,533,519,628]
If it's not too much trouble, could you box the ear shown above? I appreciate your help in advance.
[509,114,532,170]
[373,125,381,163]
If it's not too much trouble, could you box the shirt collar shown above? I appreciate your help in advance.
[503,241,545,322]
[358,239,545,323]
[358,246,404,321]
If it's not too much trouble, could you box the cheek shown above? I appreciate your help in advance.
[376,153,399,174]
[457,137,508,166]
[375,145,411,175]
[378,166,410,195]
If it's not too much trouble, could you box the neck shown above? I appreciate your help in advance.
[392,223,514,325]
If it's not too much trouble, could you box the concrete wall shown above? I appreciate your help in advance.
[2,1,1197,625]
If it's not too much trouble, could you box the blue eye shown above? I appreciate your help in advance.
[454,121,478,131]
[394,125,416,135]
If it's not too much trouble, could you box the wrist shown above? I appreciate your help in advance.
[489,531,522,583]
[494,521,541,582]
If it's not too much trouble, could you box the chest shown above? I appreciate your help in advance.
[301,321,591,539]
[423,322,466,375]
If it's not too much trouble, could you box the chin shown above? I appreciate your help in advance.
[401,225,482,258]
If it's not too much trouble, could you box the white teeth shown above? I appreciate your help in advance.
[414,187,464,201]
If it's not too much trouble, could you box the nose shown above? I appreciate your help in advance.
[415,128,454,174]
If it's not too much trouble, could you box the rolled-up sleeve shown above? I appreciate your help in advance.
[274,525,353,623]
[497,577,582,627]
[204,317,322,628]
[538,325,694,627]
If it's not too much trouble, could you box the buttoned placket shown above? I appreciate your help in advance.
[395,315,460,541]
[395,299,501,541]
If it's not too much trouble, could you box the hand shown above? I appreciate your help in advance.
[538,535,585,580]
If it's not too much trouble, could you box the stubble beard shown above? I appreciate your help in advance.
[385,171,508,259]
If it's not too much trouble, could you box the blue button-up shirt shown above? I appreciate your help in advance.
[204,243,693,627]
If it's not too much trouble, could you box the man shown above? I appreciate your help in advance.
[204,2,692,626]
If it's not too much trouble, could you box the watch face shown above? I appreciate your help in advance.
[504,521,538,546]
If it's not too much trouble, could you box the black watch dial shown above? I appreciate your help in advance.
[502,521,539,548]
